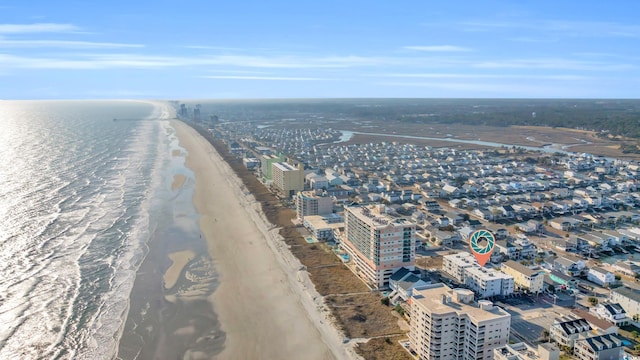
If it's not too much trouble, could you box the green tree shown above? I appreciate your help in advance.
[588,297,598,306]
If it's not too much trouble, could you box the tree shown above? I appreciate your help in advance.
[615,274,622,281]
[381,297,390,306]
[588,297,598,306]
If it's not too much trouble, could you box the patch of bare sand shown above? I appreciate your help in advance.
[171,174,186,190]
[171,120,349,360]
[163,250,196,290]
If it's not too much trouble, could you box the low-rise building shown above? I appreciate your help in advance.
[443,252,514,298]
[590,303,630,327]
[443,252,477,283]
[549,318,592,348]
[501,260,545,294]
[587,267,615,287]
[573,334,624,360]
[302,215,343,242]
[494,342,560,360]
[409,284,511,360]
[389,267,430,302]
[610,286,640,320]
[465,266,515,298]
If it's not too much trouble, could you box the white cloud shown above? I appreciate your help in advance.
[376,73,590,80]
[462,20,640,38]
[0,53,398,70]
[403,45,471,52]
[473,58,634,71]
[0,39,143,49]
[201,75,327,81]
[0,23,79,34]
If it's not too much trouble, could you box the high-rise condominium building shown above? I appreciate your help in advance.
[409,284,511,360]
[343,205,415,288]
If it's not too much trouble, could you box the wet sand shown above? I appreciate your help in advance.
[172,120,348,360]
[164,250,196,290]
[171,174,186,190]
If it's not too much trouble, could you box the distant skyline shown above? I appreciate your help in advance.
[1,1,639,99]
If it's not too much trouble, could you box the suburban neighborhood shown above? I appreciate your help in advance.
[212,116,640,359]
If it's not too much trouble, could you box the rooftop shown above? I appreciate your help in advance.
[503,260,543,277]
[612,286,640,302]
[412,283,510,323]
[576,333,624,352]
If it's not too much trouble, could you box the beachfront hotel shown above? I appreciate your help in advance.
[260,154,283,180]
[271,162,304,197]
[295,191,333,220]
[409,284,511,360]
[342,205,415,289]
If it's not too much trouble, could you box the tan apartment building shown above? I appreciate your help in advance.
[409,284,511,360]
[343,205,415,288]
[271,162,304,196]
[295,191,333,220]
[501,260,545,294]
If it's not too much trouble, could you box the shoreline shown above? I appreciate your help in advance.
[172,120,351,359]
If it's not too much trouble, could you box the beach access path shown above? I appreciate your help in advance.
[172,120,352,360]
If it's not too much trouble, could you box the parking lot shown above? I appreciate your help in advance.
[499,295,574,345]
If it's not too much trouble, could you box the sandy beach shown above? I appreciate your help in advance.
[172,120,350,360]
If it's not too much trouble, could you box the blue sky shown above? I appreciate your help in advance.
[1,0,639,99]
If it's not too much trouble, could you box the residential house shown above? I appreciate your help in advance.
[389,267,430,302]
[573,334,624,360]
[591,303,630,327]
[611,260,640,278]
[549,318,592,348]
[610,287,640,321]
[587,267,615,287]
[554,256,586,277]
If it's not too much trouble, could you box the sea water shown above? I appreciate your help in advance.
[0,100,195,359]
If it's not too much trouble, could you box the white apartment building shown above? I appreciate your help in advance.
[410,284,511,360]
[501,260,545,294]
[295,191,333,219]
[271,162,304,196]
[465,266,515,298]
[443,252,477,282]
[343,205,416,289]
[442,253,514,298]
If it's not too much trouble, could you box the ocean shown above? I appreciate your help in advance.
[0,100,220,359]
